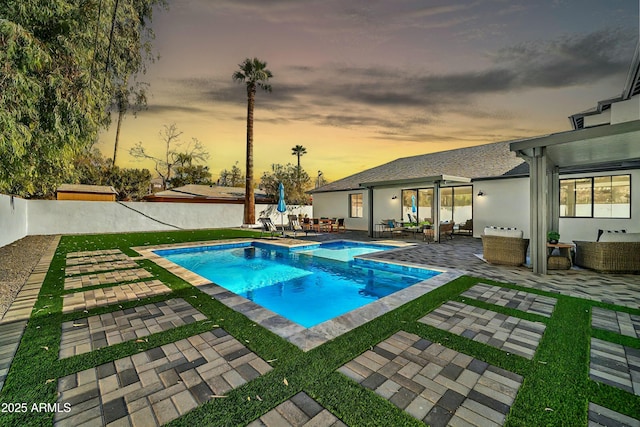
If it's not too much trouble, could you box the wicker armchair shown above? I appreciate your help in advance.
[573,241,640,273]
[481,235,530,266]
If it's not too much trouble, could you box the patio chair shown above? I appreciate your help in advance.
[333,218,346,232]
[258,217,280,238]
[383,219,406,238]
[458,219,473,235]
[481,227,529,266]
[289,217,307,237]
[423,221,454,242]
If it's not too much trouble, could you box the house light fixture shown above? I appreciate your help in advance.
[391,195,398,200]
[477,190,485,197]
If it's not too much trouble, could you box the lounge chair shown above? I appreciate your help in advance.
[258,217,280,238]
[289,217,307,237]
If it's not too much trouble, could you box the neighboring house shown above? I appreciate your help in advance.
[310,42,640,274]
[143,184,274,204]
[56,184,118,201]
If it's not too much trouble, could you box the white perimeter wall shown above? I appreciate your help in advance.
[0,196,312,248]
[0,194,28,247]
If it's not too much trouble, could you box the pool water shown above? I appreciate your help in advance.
[155,241,439,328]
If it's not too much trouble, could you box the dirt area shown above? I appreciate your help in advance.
[0,235,56,319]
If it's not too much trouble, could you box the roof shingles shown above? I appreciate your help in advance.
[311,141,526,193]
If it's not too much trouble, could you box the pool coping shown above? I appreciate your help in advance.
[132,238,464,351]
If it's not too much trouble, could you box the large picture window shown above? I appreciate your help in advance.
[560,174,630,218]
[349,193,363,218]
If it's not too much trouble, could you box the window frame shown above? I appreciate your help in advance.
[559,174,631,219]
[349,193,363,218]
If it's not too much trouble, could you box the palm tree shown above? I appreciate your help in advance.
[233,58,273,225]
[291,145,307,171]
[291,145,307,196]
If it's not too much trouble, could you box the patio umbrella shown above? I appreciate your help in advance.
[411,195,417,222]
[277,182,286,236]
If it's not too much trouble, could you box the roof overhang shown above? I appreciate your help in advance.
[510,119,640,170]
[359,174,471,188]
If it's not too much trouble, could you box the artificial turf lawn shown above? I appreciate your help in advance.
[0,230,638,426]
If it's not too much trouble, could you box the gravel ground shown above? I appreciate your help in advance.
[0,235,56,319]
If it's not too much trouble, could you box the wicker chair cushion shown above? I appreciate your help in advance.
[599,232,640,242]
[483,227,523,239]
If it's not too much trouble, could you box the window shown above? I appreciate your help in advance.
[560,174,630,218]
[349,193,363,218]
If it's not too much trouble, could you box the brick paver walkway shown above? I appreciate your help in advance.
[340,331,523,426]
[589,337,640,396]
[592,307,640,339]
[461,283,557,317]
[418,301,546,359]
[59,299,207,358]
[588,402,640,427]
[62,280,171,314]
[55,330,273,426]
[247,392,346,427]
[65,259,140,276]
[64,267,153,290]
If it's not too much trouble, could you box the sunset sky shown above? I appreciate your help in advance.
[95,0,639,184]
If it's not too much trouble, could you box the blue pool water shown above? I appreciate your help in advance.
[155,241,439,328]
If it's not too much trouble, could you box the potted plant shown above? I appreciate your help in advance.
[547,230,560,244]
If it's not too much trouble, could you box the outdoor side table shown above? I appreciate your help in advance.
[547,242,574,270]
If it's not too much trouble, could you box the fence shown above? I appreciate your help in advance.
[0,194,312,248]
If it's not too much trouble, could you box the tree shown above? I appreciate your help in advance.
[73,148,151,200]
[0,0,166,198]
[218,161,245,187]
[112,78,149,165]
[260,163,311,205]
[129,123,209,189]
[232,57,273,225]
[167,152,213,187]
[291,144,307,194]
[291,145,307,171]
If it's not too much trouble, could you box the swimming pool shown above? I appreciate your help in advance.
[154,241,440,328]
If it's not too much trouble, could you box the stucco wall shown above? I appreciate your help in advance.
[558,169,640,242]
[312,190,369,230]
[0,195,312,247]
[26,201,312,236]
[472,178,530,238]
[0,194,28,247]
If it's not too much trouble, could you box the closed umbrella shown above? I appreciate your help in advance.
[411,195,417,222]
[277,182,286,236]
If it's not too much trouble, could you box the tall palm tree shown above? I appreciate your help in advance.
[291,145,307,171]
[291,145,307,196]
[233,58,273,225]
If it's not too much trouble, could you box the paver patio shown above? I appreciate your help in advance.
[418,301,546,359]
[1,232,639,426]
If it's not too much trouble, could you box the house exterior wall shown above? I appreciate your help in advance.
[611,96,640,124]
[312,190,369,230]
[473,177,530,238]
[0,194,28,247]
[583,109,611,128]
[558,168,640,243]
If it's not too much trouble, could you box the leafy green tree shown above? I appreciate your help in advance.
[0,0,165,198]
[73,148,151,200]
[112,78,149,165]
[129,123,209,190]
[232,57,273,225]
[260,163,311,205]
[167,152,213,187]
[218,161,245,187]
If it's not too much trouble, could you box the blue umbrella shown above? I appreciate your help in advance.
[411,195,417,220]
[277,182,286,235]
